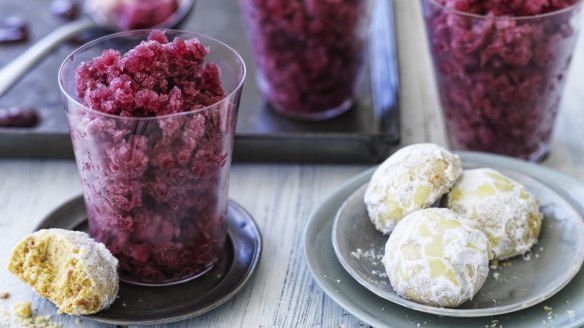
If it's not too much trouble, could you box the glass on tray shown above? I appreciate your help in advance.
[421,0,583,161]
[59,30,245,285]
[240,0,373,121]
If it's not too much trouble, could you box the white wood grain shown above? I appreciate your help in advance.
[2,1,584,327]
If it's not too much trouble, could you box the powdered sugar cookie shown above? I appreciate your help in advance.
[7,229,119,315]
[364,143,462,234]
[445,168,543,260]
[382,208,491,308]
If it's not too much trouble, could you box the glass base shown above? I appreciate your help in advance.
[268,97,355,121]
[120,259,219,287]
[526,145,550,163]
[448,136,551,163]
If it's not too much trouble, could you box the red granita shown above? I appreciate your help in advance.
[422,0,582,161]
[116,0,179,29]
[240,0,370,119]
[50,0,79,21]
[86,0,179,30]
[70,30,232,284]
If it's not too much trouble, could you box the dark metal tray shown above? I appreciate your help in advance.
[0,0,399,163]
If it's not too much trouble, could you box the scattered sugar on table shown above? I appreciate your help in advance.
[486,319,502,328]
[1,301,61,328]
[542,305,557,324]
[567,309,576,321]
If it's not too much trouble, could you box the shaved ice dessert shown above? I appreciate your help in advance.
[422,0,582,161]
[240,0,371,120]
[86,0,180,30]
[60,30,244,284]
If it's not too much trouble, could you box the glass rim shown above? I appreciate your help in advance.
[422,0,583,21]
[58,29,246,121]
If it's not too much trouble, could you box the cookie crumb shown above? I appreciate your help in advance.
[13,301,32,318]
[487,319,502,328]
[489,259,499,269]
[0,292,9,299]
[544,305,554,321]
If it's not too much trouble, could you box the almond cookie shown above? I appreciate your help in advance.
[382,208,491,307]
[445,168,543,260]
[7,229,119,315]
[364,143,462,234]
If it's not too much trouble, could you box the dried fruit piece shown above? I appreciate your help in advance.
[50,0,80,21]
[0,17,29,44]
[0,107,39,128]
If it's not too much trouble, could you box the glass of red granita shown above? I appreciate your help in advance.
[240,0,372,120]
[58,30,245,285]
[422,0,583,161]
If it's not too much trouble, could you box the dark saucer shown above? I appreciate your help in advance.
[35,195,262,325]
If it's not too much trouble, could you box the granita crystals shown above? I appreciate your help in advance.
[70,30,234,284]
[240,0,371,120]
[423,0,581,161]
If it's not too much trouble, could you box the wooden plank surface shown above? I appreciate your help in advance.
[1,0,584,327]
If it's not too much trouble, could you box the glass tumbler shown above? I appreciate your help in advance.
[240,0,372,120]
[58,30,246,285]
[422,0,583,161]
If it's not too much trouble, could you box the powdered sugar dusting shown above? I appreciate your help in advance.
[383,208,490,307]
[364,143,462,234]
[350,247,388,281]
[446,168,543,260]
[44,229,119,313]
[567,309,576,321]
[350,248,383,265]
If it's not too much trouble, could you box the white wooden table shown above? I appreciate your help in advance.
[2,1,584,327]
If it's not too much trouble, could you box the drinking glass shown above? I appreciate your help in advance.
[59,30,246,285]
[422,0,583,161]
[240,0,372,120]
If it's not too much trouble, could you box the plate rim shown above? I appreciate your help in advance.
[304,151,584,327]
[35,195,263,326]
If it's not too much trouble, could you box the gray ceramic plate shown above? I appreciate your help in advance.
[36,195,262,326]
[332,162,584,317]
[305,152,584,327]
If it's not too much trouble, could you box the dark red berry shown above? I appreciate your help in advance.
[0,107,39,128]
[0,17,29,44]
[50,0,80,21]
